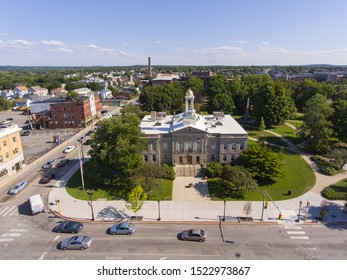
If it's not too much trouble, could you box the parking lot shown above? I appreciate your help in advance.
[0,110,81,164]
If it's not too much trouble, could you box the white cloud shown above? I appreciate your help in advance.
[176,46,185,52]
[8,39,36,49]
[237,40,248,45]
[155,40,162,44]
[48,47,73,53]
[202,45,245,54]
[122,43,128,47]
[41,40,64,46]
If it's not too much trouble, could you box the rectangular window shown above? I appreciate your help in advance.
[223,154,227,161]
[211,154,215,161]
[152,142,156,152]
[240,143,245,150]
[223,144,227,151]
[3,141,7,146]
[163,142,168,151]
[144,155,148,162]
[13,137,16,142]
[211,143,216,150]
[6,152,9,158]
[14,148,19,154]
[163,153,168,160]
[232,143,236,150]
[178,141,184,152]
[152,154,156,162]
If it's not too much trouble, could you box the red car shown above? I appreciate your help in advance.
[40,174,55,184]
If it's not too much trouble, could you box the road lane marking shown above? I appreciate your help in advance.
[39,252,47,260]
[287,231,306,235]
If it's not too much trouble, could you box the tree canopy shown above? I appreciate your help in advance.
[86,113,147,191]
[236,143,284,181]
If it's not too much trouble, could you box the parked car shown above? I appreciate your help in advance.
[85,130,94,136]
[101,110,108,114]
[6,118,14,121]
[63,145,75,153]
[54,221,83,234]
[60,235,93,250]
[109,222,136,235]
[0,120,11,125]
[83,139,92,145]
[180,229,207,242]
[57,159,70,167]
[77,136,86,143]
[8,181,28,195]
[39,174,55,184]
[42,159,56,169]
[22,130,30,136]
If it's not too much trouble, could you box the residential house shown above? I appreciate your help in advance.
[0,90,15,100]
[13,86,28,98]
[28,86,48,97]
[98,88,113,99]
[16,98,32,110]
[73,87,92,97]
[51,88,68,98]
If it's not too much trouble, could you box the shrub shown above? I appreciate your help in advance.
[160,164,175,180]
[310,155,341,176]
[322,186,347,200]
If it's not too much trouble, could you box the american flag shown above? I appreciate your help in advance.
[80,159,83,175]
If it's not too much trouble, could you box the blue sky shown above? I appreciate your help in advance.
[1,0,347,66]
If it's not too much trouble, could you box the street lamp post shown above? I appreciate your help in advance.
[222,200,226,222]
[296,201,302,222]
[87,189,95,221]
[157,200,161,221]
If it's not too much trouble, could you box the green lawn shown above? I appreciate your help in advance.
[243,125,288,147]
[268,124,302,145]
[208,146,316,201]
[65,169,173,201]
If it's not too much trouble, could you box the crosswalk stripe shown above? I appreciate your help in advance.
[290,236,309,239]
[284,226,302,230]
[0,207,9,216]
[287,231,306,235]
[1,233,21,237]
[0,239,14,242]
[1,206,16,217]
[10,229,28,232]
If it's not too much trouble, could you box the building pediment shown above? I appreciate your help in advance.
[171,125,207,135]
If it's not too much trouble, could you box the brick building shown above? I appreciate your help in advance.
[49,95,101,129]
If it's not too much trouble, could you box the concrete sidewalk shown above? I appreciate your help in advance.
[48,170,347,224]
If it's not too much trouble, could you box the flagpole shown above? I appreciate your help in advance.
[77,141,85,191]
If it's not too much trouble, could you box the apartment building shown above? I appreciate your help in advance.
[0,124,24,178]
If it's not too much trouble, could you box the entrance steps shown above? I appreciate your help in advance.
[174,165,203,177]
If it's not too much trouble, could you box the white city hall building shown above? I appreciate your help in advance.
[140,89,248,173]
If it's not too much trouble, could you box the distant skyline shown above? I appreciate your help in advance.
[1,0,347,66]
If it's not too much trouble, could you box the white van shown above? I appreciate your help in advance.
[29,194,44,215]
